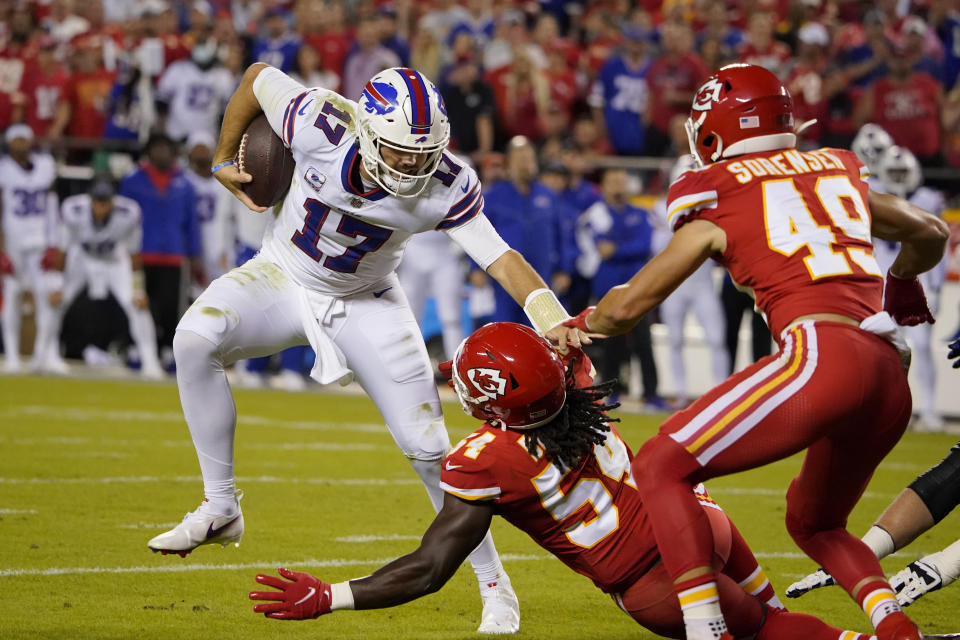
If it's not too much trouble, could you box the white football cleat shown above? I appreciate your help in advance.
[148,497,243,557]
[890,559,943,606]
[785,567,836,598]
[477,573,520,634]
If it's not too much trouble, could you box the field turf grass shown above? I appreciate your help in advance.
[1,375,958,639]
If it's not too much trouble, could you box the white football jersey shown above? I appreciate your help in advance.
[0,152,58,251]
[157,60,236,141]
[185,169,231,269]
[872,186,947,290]
[59,194,142,259]
[252,67,505,296]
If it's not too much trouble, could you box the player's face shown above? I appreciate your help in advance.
[379,144,431,177]
[92,198,112,223]
[8,137,31,160]
[189,144,213,173]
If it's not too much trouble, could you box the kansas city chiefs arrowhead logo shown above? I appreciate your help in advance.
[692,78,724,112]
[467,367,508,399]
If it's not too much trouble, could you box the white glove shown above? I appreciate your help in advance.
[889,560,943,606]
[785,567,835,598]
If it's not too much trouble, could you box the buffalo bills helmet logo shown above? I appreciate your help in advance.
[413,135,428,143]
[467,368,508,399]
[362,81,399,116]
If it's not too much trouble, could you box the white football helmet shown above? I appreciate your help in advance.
[878,145,922,199]
[355,67,450,198]
[851,124,894,175]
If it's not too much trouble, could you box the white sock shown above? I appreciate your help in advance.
[174,330,237,508]
[408,458,506,587]
[863,525,896,560]
[925,538,960,584]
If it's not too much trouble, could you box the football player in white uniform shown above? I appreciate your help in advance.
[398,229,466,360]
[871,146,947,431]
[148,63,585,634]
[47,178,163,379]
[0,124,61,373]
[183,131,233,284]
[653,156,729,405]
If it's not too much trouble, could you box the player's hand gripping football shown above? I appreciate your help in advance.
[213,161,268,214]
[884,272,935,326]
[249,567,333,619]
[785,567,836,598]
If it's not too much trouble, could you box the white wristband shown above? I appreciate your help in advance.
[330,581,355,610]
[523,288,571,335]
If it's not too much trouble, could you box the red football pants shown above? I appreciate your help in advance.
[632,321,912,595]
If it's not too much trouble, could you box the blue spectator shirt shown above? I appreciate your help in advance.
[253,35,302,73]
[119,166,201,262]
[586,201,653,298]
[590,55,651,155]
[936,15,960,89]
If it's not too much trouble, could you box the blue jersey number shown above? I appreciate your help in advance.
[432,153,462,187]
[313,101,351,146]
[291,198,393,273]
[11,189,47,217]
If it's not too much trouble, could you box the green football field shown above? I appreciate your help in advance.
[1,375,958,639]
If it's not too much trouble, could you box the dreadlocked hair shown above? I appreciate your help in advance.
[523,376,620,472]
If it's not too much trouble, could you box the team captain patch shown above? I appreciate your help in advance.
[304,166,326,194]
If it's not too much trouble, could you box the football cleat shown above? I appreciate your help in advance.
[890,560,943,607]
[477,574,520,635]
[148,496,243,556]
[785,567,835,598]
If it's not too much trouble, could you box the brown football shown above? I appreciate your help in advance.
[237,114,295,207]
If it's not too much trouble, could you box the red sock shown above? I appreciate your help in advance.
[758,607,872,640]
[856,579,902,630]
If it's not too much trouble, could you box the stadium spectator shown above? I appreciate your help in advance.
[50,177,164,379]
[118,132,201,364]
[480,136,566,325]
[289,43,339,92]
[300,0,351,79]
[441,53,494,160]
[538,161,578,308]
[929,0,960,90]
[842,9,892,91]
[48,34,116,147]
[16,36,69,140]
[0,124,61,374]
[543,43,578,129]
[580,167,662,408]
[786,22,834,148]
[643,22,708,156]
[0,7,37,131]
[854,41,944,166]
[446,0,495,52]
[376,5,411,67]
[486,49,550,142]
[44,0,90,47]
[341,18,401,101]
[738,11,791,79]
[155,30,235,142]
[482,9,532,74]
[409,23,442,85]
[589,24,650,156]
[419,0,470,44]
[251,8,301,73]
[901,16,943,81]
[229,0,265,37]
[696,2,744,61]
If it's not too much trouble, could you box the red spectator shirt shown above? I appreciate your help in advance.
[870,73,942,160]
[0,41,37,130]
[63,68,115,137]
[738,40,792,79]
[304,31,351,77]
[786,61,829,145]
[20,63,70,136]
[440,425,660,594]
[666,148,883,338]
[645,52,708,132]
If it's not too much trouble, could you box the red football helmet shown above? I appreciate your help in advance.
[452,322,567,429]
[686,63,796,166]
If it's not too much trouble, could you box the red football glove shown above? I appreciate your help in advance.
[563,306,596,333]
[560,346,596,389]
[249,568,333,620]
[0,252,13,275]
[41,247,65,271]
[884,272,934,326]
[438,359,453,380]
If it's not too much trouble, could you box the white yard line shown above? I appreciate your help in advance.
[0,508,37,514]
[0,553,549,578]
[335,534,422,543]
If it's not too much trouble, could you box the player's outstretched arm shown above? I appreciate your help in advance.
[250,495,493,619]
[212,62,271,213]
[574,219,724,336]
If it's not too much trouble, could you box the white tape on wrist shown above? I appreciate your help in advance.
[330,581,355,611]
[523,288,571,335]
[132,270,146,295]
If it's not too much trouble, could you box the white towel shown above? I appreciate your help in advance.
[296,287,353,386]
[859,311,912,370]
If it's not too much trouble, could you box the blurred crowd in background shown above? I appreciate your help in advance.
[1,0,959,426]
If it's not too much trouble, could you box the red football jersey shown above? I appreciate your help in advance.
[666,148,883,337]
[441,425,718,593]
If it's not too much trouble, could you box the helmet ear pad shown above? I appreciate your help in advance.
[686,64,797,166]
[355,68,450,197]
[452,323,567,430]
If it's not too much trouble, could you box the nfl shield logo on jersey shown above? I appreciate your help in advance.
[467,368,508,399]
